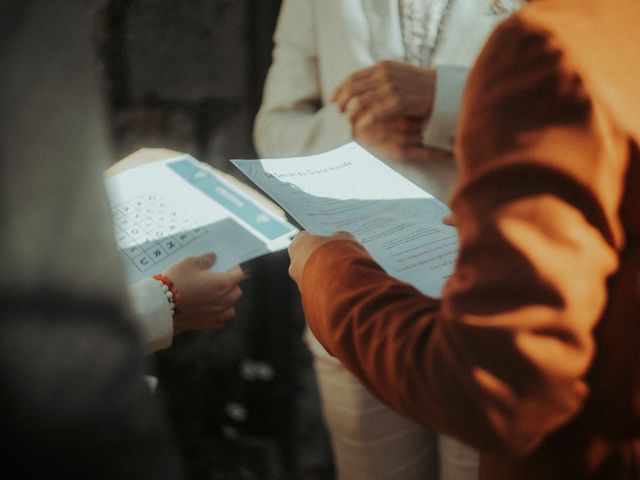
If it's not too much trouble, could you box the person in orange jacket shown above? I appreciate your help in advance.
[287,0,640,478]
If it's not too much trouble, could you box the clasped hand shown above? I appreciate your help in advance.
[332,60,438,163]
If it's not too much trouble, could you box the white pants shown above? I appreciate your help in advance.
[305,328,479,480]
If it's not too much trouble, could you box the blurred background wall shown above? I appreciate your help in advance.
[94,2,335,479]
[95,0,277,171]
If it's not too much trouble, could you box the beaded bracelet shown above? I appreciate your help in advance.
[153,274,181,317]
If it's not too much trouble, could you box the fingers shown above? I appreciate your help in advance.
[288,230,329,283]
[227,265,245,282]
[288,230,360,283]
[442,214,457,227]
[287,231,308,281]
[287,231,310,260]
[336,77,389,114]
[353,115,427,163]
[195,292,241,319]
[213,285,243,310]
[345,86,399,125]
[172,280,242,333]
[290,230,310,245]
[397,116,424,133]
[217,306,237,323]
[332,60,409,107]
[331,231,357,241]
[337,79,403,125]
[401,144,437,163]
[365,139,429,164]
[332,66,380,109]
[166,257,246,335]
[398,130,425,148]
[334,62,436,127]
[198,286,243,313]
[195,252,217,269]
[354,96,405,129]
[205,306,237,328]
[165,252,216,279]
[201,266,245,296]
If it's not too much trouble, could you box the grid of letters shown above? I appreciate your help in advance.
[112,192,207,273]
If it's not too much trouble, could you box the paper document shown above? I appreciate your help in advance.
[105,155,298,283]
[232,142,458,297]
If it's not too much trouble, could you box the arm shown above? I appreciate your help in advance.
[129,253,245,353]
[128,277,174,352]
[291,17,625,456]
[253,0,351,157]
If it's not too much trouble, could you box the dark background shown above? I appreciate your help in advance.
[94,1,335,479]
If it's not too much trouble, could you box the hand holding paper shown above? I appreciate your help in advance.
[105,154,298,284]
[288,231,358,284]
[232,142,458,298]
[164,253,245,335]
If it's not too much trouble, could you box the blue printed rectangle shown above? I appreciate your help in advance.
[167,159,292,240]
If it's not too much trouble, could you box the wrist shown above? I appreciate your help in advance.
[153,274,181,318]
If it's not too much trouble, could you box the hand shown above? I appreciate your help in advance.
[332,61,436,128]
[164,253,244,335]
[442,214,457,227]
[288,231,357,285]
[354,115,435,163]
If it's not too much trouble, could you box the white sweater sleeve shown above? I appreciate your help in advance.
[128,277,173,353]
[423,65,469,151]
[253,0,352,157]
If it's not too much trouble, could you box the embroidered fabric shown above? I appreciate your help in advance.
[398,0,452,67]
[487,0,527,15]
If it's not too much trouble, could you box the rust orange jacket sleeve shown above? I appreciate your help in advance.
[300,12,629,457]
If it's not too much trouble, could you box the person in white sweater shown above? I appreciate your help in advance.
[254,1,524,478]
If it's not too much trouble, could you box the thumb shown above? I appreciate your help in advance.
[195,252,217,269]
[442,214,457,227]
